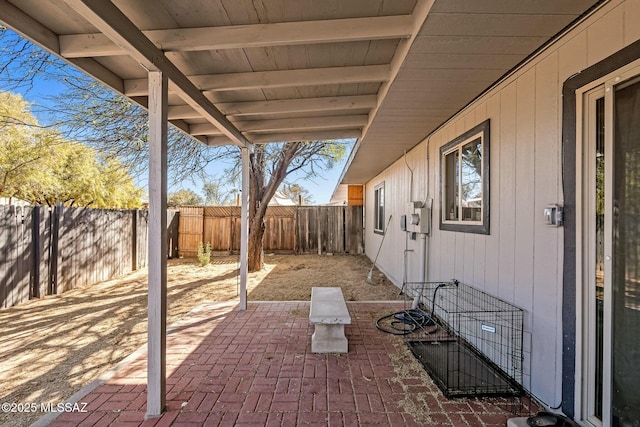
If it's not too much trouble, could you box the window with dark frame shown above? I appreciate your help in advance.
[440,120,490,234]
[374,182,385,234]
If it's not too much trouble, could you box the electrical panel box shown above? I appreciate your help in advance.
[400,215,407,231]
[405,203,416,233]
[418,206,431,234]
[404,200,432,235]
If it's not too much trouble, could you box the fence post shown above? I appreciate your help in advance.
[294,206,298,254]
[170,210,180,258]
[31,206,40,298]
[132,209,138,271]
[316,211,321,255]
[340,206,349,254]
[48,203,62,295]
[0,206,11,308]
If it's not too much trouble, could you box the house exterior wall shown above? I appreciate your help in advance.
[364,142,429,286]
[363,0,640,410]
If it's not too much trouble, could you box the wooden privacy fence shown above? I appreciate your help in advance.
[179,205,364,257]
[0,205,179,309]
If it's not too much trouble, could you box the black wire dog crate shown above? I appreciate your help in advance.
[402,280,524,398]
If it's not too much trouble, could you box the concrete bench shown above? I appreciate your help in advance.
[309,287,351,353]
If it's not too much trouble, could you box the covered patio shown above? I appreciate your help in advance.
[0,0,598,424]
[40,301,528,427]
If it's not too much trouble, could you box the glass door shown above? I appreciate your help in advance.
[582,70,640,427]
[610,76,640,427]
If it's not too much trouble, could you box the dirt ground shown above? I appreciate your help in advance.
[0,254,402,427]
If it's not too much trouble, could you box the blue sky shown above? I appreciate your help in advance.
[1,30,352,205]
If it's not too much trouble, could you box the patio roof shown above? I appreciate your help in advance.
[0,0,599,419]
[0,0,598,181]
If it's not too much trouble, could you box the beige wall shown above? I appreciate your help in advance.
[364,0,640,407]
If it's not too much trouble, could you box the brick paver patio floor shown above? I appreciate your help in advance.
[43,301,531,427]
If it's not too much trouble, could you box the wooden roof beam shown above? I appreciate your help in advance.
[167,95,378,120]
[63,0,251,149]
[219,95,377,117]
[0,1,207,145]
[206,129,362,146]
[191,115,368,136]
[59,15,413,58]
[125,65,390,96]
[0,0,123,92]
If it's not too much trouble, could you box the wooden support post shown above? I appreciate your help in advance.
[146,70,168,418]
[239,147,250,311]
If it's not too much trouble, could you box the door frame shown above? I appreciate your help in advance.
[561,39,640,422]
[576,84,607,426]
[576,61,640,427]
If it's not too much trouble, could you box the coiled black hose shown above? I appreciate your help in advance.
[375,308,434,335]
[376,282,452,335]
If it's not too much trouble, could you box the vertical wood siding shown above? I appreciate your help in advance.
[363,0,639,405]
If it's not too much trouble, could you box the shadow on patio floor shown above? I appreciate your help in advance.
[44,301,534,427]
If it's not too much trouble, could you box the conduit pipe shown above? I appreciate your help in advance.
[403,132,433,287]
[404,150,414,283]
[422,135,434,285]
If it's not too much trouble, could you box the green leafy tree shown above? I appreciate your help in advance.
[100,158,146,208]
[0,91,143,207]
[0,91,58,200]
[167,189,203,207]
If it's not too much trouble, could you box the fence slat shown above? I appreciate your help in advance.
[345,205,364,254]
[1,206,175,310]
[17,206,32,304]
[178,207,204,257]
[31,207,41,298]
[0,206,34,308]
[39,207,51,299]
[167,210,179,259]
[1,207,11,308]
[180,205,362,256]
